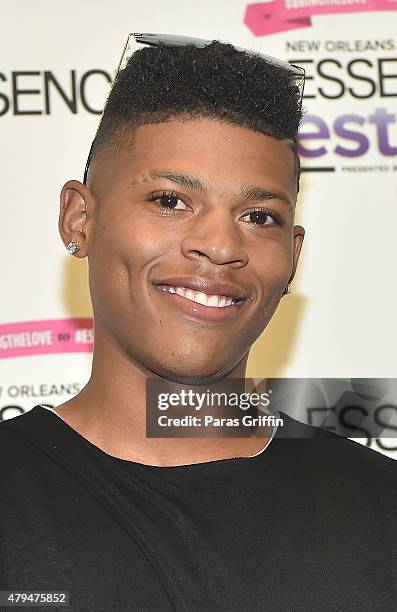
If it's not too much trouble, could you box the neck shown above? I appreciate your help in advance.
[55,326,272,466]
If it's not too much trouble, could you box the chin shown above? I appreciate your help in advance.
[148,357,236,386]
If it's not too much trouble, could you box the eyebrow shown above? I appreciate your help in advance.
[130,171,293,212]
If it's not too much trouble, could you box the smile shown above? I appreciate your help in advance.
[157,285,241,308]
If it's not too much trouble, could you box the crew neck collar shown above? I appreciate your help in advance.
[37,405,281,468]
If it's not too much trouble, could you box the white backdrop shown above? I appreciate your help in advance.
[1,0,396,457]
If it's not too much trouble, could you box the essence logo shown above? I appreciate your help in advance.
[288,55,397,162]
[0,69,112,116]
[298,108,397,159]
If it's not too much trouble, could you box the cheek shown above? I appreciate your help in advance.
[89,218,173,303]
[251,240,292,295]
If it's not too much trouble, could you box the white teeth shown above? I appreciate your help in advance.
[185,290,195,301]
[159,286,238,308]
[194,292,208,306]
[207,295,219,307]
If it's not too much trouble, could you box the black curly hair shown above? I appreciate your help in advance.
[86,40,303,188]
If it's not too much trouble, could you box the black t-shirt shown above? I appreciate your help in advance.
[0,405,396,611]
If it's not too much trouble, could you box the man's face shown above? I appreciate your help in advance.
[70,118,304,383]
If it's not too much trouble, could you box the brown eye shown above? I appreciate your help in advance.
[242,210,277,226]
[158,194,186,210]
[251,211,270,225]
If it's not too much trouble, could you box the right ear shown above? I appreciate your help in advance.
[59,180,95,257]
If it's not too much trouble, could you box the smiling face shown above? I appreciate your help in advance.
[61,117,304,384]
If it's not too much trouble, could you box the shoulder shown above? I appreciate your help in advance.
[0,406,52,466]
[0,407,76,510]
[275,411,397,487]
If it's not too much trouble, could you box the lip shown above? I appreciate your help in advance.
[152,277,250,301]
[152,284,248,324]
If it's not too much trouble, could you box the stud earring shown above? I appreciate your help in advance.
[66,241,80,255]
[283,283,291,296]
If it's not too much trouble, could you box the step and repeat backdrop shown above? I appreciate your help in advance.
[1,0,396,457]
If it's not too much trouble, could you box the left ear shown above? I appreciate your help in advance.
[288,225,305,284]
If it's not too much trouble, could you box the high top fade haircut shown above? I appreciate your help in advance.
[86,40,304,190]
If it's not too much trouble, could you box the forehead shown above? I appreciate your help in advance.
[94,118,297,200]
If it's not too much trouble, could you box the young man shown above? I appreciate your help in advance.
[1,36,396,611]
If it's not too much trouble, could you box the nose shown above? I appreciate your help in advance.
[180,208,249,268]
